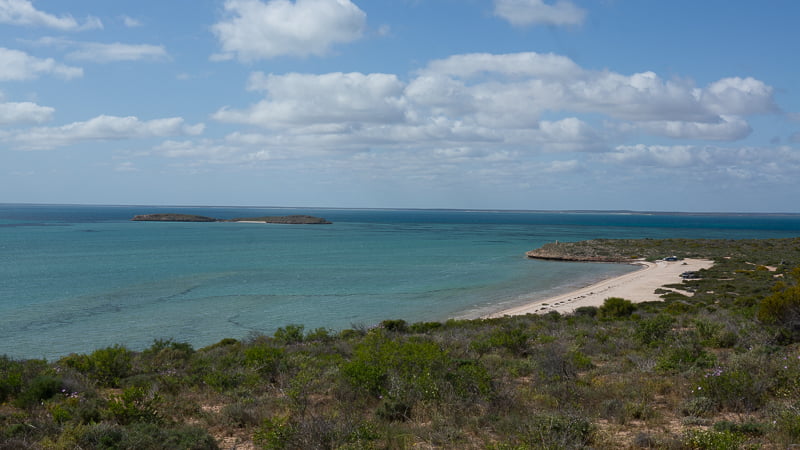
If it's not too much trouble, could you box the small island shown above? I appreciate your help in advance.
[131,213,332,224]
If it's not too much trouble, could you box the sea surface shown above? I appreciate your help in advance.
[2,204,800,360]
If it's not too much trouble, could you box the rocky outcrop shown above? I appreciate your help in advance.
[526,240,633,262]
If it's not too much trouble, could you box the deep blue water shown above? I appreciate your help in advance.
[2,204,799,359]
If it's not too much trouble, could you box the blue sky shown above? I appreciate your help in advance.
[1,0,799,212]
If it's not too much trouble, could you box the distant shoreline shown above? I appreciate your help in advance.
[130,213,332,224]
[5,202,800,216]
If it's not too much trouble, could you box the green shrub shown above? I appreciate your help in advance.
[74,422,218,449]
[376,398,412,422]
[380,319,409,333]
[409,321,444,333]
[598,297,636,320]
[61,345,133,387]
[200,338,239,351]
[634,314,675,347]
[0,356,26,403]
[273,324,304,345]
[304,327,333,342]
[342,332,487,405]
[573,306,598,318]
[15,374,62,408]
[694,366,766,412]
[774,405,800,445]
[470,326,531,356]
[682,428,746,449]
[107,385,161,425]
[656,334,715,373]
[254,415,378,450]
[757,284,800,341]
[500,413,594,448]
[712,420,765,436]
[244,344,286,379]
[253,417,296,449]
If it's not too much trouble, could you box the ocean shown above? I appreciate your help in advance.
[2,204,800,360]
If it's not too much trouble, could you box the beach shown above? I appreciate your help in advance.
[486,258,714,317]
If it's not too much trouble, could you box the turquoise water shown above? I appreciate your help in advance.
[2,204,800,359]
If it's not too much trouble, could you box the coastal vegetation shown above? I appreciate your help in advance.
[2,237,800,448]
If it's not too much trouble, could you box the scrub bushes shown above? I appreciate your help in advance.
[598,297,636,320]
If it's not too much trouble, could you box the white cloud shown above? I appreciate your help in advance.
[420,52,584,79]
[7,115,205,150]
[121,15,142,28]
[207,51,779,167]
[211,0,366,61]
[215,72,407,127]
[607,144,700,168]
[494,0,586,27]
[703,77,777,115]
[415,52,776,136]
[0,0,101,30]
[66,42,169,63]
[0,47,83,81]
[602,144,800,187]
[29,38,169,63]
[0,101,54,125]
[633,115,752,141]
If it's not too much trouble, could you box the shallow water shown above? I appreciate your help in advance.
[2,204,799,359]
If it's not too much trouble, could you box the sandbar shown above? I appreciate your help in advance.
[485,258,714,317]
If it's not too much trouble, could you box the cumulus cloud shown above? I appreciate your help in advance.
[214,72,407,127]
[633,115,752,141]
[703,77,777,115]
[0,47,83,80]
[420,52,584,79]
[0,101,54,125]
[7,115,205,150]
[606,144,701,168]
[494,0,586,27]
[0,0,101,30]
[415,52,776,133]
[211,0,366,61]
[208,51,778,165]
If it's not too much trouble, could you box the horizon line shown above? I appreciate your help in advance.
[2,202,800,216]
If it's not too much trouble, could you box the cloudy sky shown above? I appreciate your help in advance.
[2,0,799,212]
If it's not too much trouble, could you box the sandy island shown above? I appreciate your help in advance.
[485,258,714,318]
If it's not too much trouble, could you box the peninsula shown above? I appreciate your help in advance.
[131,213,332,224]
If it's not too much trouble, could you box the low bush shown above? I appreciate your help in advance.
[15,374,62,408]
[681,428,746,449]
[598,297,636,320]
[273,324,304,345]
[757,284,800,342]
[634,314,675,347]
[60,345,133,387]
[107,386,162,425]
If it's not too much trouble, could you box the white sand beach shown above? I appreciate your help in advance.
[486,258,714,317]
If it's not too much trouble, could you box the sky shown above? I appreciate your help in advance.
[1,0,799,212]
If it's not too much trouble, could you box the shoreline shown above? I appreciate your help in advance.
[484,258,714,317]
